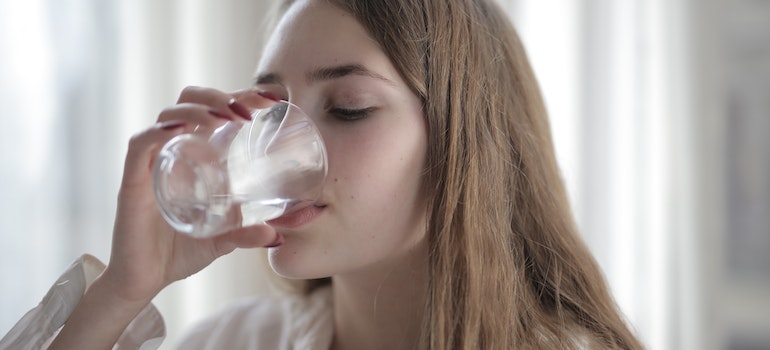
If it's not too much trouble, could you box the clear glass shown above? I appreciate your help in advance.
[153,100,327,238]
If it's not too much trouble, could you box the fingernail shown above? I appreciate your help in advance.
[159,121,186,130]
[227,98,253,121]
[265,232,284,248]
[256,90,282,102]
[208,109,234,121]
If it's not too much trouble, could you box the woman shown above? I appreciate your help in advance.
[5,0,643,349]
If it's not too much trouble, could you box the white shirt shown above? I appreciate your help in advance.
[0,255,334,349]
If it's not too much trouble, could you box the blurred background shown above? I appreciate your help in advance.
[0,0,768,349]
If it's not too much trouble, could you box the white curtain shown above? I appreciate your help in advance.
[1,0,767,349]
[0,0,124,337]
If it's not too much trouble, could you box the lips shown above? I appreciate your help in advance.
[266,204,325,228]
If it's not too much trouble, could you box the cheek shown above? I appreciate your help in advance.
[325,122,427,226]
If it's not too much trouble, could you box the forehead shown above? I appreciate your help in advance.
[256,0,391,81]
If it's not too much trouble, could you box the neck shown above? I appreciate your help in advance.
[330,240,428,350]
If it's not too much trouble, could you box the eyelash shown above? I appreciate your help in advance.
[328,107,376,121]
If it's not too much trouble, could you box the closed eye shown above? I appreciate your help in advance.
[329,107,377,121]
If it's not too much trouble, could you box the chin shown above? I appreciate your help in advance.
[267,246,331,280]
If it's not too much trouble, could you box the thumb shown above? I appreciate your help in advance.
[210,225,281,257]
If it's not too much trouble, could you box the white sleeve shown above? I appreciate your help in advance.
[0,254,166,350]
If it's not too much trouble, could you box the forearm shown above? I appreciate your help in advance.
[47,275,153,350]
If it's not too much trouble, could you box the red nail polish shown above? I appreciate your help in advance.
[227,98,253,121]
[160,121,186,130]
[257,90,282,102]
[265,232,284,248]
[208,109,234,120]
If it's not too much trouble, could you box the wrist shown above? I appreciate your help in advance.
[90,274,155,313]
[97,263,167,304]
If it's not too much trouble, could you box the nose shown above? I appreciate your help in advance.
[281,94,326,133]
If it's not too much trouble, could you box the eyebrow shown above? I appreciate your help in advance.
[253,63,395,86]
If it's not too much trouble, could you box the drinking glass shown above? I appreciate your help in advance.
[153,100,327,237]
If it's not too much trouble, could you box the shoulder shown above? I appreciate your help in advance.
[175,286,333,349]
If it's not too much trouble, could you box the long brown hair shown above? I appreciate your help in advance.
[273,0,643,348]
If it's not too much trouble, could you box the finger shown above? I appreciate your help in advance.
[156,102,237,127]
[177,86,256,122]
[211,225,280,256]
[176,85,232,106]
[231,88,282,110]
[121,121,190,189]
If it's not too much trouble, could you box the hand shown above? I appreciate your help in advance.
[49,87,282,350]
[102,86,280,304]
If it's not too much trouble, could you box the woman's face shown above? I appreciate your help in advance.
[256,0,428,279]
